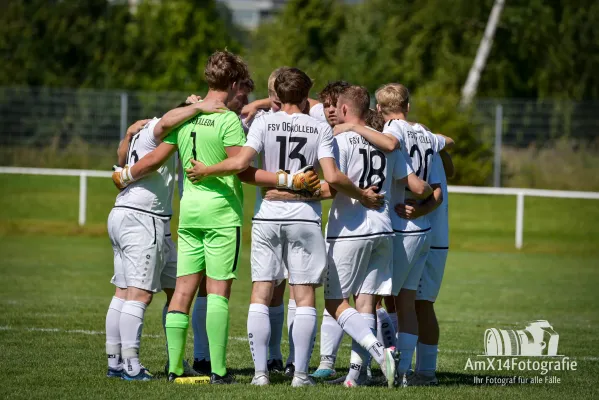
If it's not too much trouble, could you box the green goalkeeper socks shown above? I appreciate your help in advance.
[206,294,230,376]
[166,311,189,376]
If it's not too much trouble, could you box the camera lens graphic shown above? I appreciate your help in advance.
[484,328,521,355]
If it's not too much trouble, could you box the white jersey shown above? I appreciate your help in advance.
[429,153,449,248]
[114,118,176,219]
[326,130,413,240]
[386,119,445,233]
[309,103,327,122]
[245,111,334,225]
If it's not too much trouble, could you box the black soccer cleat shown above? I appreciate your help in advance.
[267,359,284,373]
[210,372,236,385]
[284,362,295,377]
[193,358,212,376]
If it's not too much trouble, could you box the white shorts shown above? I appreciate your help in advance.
[161,233,177,290]
[416,247,448,302]
[251,223,326,285]
[108,208,166,293]
[324,236,393,299]
[392,233,430,295]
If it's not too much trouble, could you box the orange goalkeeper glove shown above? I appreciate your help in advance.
[112,165,135,190]
[275,165,321,194]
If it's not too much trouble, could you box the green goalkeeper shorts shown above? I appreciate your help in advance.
[177,226,241,280]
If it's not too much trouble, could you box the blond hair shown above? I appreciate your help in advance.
[268,67,291,97]
[375,83,410,115]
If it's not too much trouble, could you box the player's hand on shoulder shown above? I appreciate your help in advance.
[126,119,151,137]
[185,159,208,183]
[241,102,262,125]
[185,94,202,104]
[333,122,355,136]
[359,186,384,209]
[111,165,134,191]
[195,98,228,114]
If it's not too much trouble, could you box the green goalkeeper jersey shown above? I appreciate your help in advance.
[163,110,246,228]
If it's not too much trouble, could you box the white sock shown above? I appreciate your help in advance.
[376,308,397,349]
[346,313,376,382]
[248,303,270,376]
[397,332,419,374]
[106,296,124,369]
[416,342,438,376]
[292,306,316,377]
[317,309,344,370]
[286,299,296,365]
[192,296,210,361]
[120,300,147,376]
[337,308,384,366]
[268,304,284,361]
[388,312,398,334]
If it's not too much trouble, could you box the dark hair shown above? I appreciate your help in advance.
[240,78,255,93]
[274,68,313,105]
[337,85,370,119]
[365,108,385,131]
[318,80,351,106]
[205,50,250,91]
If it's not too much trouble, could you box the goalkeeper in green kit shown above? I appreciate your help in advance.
[113,51,321,384]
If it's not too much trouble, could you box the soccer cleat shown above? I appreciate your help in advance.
[291,376,316,387]
[106,367,123,378]
[165,360,199,376]
[267,359,284,373]
[193,358,212,375]
[210,372,236,385]
[380,347,397,388]
[122,367,153,381]
[251,374,270,386]
[325,375,347,385]
[343,378,358,388]
[406,372,439,386]
[284,363,295,377]
[168,372,210,384]
[310,368,336,379]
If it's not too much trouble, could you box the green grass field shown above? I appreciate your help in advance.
[1,174,598,399]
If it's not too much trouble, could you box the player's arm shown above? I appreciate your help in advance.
[437,134,455,150]
[320,157,382,209]
[187,146,256,178]
[153,100,227,141]
[263,182,335,201]
[112,142,177,189]
[440,150,455,179]
[395,184,443,220]
[117,119,151,167]
[334,123,399,152]
[406,174,433,199]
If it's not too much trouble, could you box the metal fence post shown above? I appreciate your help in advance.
[493,103,503,187]
[515,192,524,249]
[78,172,87,226]
[120,92,128,140]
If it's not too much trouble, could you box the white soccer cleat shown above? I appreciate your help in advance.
[251,374,270,386]
[291,376,316,387]
[380,347,397,388]
[406,372,439,386]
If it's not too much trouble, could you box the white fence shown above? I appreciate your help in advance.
[2,167,599,249]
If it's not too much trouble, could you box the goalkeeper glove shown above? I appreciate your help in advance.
[275,165,321,194]
[112,165,135,190]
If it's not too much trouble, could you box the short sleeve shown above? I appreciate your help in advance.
[433,134,446,153]
[244,116,266,153]
[221,112,246,147]
[309,103,326,122]
[384,120,404,143]
[428,153,444,184]
[332,136,348,173]
[317,124,335,160]
[393,149,413,180]
[140,118,161,147]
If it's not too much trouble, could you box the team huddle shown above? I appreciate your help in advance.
[106,50,453,388]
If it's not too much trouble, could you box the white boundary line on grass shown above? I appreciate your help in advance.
[1,325,598,362]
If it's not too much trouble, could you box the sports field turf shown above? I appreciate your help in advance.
[1,174,598,399]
